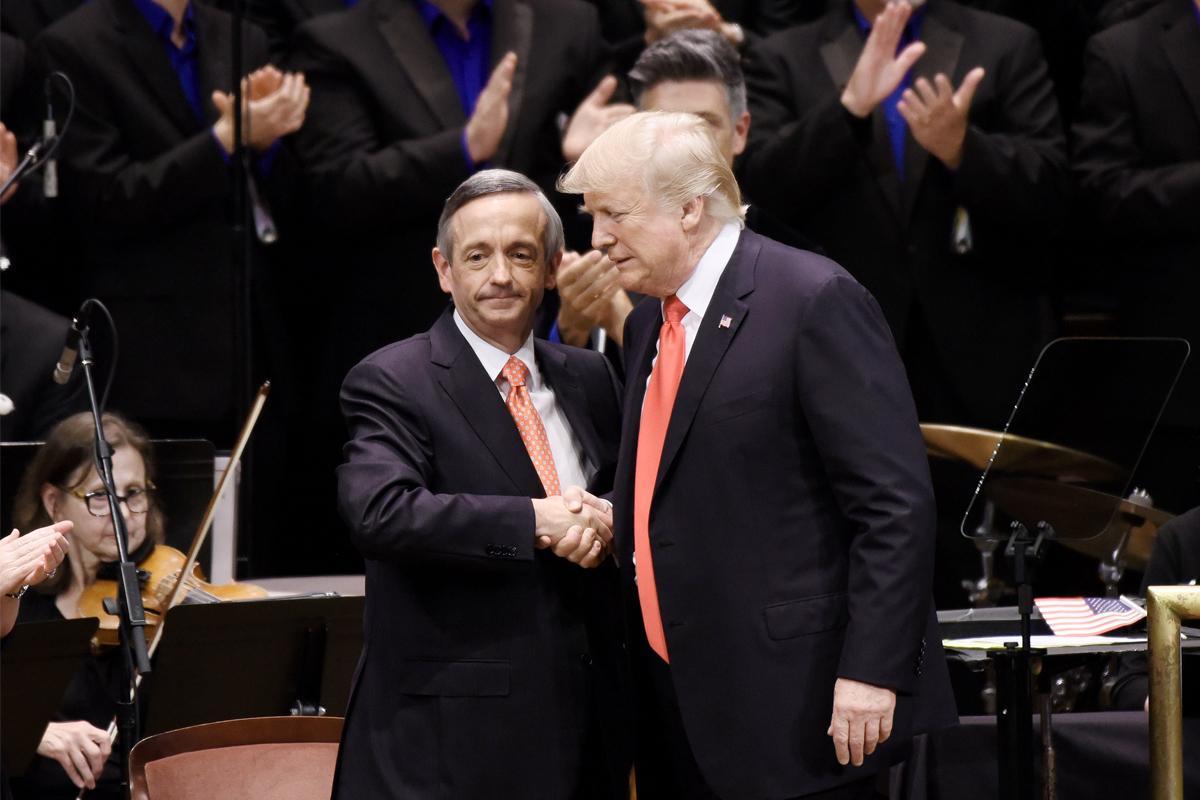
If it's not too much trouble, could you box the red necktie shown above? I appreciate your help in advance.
[501,356,561,497]
[633,295,688,662]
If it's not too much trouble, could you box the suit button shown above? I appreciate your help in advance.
[579,653,594,667]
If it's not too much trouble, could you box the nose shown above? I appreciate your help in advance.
[591,221,615,253]
[489,257,515,285]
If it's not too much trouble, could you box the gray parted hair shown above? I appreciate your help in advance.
[557,111,747,227]
[436,169,565,259]
[629,29,747,119]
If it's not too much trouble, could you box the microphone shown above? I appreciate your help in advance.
[42,78,58,199]
[52,302,93,385]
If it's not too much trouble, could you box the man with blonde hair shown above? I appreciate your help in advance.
[560,111,950,799]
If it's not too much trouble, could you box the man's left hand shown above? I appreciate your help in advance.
[897,68,985,169]
[827,677,896,767]
[562,76,636,163]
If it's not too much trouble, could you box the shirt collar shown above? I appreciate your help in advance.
[132,0,196,50]
[416,0,493,35]
[672,222,741,323]
[852,2,926,39]
[452,310,539,388]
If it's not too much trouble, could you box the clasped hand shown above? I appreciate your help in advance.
[532,486,614,569]
[212,65,310,154]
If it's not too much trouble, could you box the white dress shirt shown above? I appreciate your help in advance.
[453,311,593,493]
[647,221,742,382]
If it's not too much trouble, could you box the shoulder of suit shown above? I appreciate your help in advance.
[749,230,856,292]
[34,0,110,49]
[1090,0,1178,54]
[355,332,434,373]
[934,1,1040,45]
[294,0,371,49]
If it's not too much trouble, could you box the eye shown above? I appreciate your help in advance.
[466,251,487,265]
[510,250,534,263]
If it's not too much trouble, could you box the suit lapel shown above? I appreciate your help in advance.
[819,16,903,218]
[375,0,466,129]
[654,232,757,490]
[1162,4,1200,132]
[903,10,963,223]
[490,0,533,165]
[110,0,201,134]
[194,4,231,127]
[429,313,544,496]
[536,341,608,475]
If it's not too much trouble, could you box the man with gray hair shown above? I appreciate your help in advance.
[334,169,630,799]
[560,112,951,799]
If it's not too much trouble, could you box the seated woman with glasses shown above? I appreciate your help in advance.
[8,411,164,800]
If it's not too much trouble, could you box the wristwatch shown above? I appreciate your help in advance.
[4,584,29,599]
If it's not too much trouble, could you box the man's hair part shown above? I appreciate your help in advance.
[437,169,565,260]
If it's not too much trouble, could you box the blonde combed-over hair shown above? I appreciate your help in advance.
[558,111,747,227]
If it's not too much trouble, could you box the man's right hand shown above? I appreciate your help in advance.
[531,489,613,568]
[840,1,926,119]
[466,52,517,164]
[37,721,111,790]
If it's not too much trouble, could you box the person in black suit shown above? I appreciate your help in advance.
[30,0,308,446]
[285,0,623,571]
[1072,0,1200,513]
[560,112,954,800]
[741,0,1067,430]
[334,169,629,799]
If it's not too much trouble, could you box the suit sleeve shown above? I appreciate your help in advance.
[1071,34,1200,239]
[953,26,1069,232]
[287,24,471,232]
[31,31,237,233]
[337,358,537,568]
[793,273,936,694]
[740,38,869,218]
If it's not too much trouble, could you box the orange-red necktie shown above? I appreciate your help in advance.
[633,295,688,662]
[501,356,561,497]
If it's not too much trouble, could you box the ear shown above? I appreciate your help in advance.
[432,247,453,295]
[544,249,563,291]
[680,195,706,233]
[731,110,751,158]
[40,482,61,522]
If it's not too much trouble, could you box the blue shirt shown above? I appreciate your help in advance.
[853,5,926,182]
[416,0,494,169]
[132,0,204,122]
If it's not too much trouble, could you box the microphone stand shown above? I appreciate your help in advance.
[0,140,48,198]
[78,307,152,796]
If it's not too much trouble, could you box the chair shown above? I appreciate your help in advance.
[129,716,343,800]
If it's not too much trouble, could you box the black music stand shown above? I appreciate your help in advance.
[1,618,99,775]
[137,595,364,736]
[960,337,1190,800]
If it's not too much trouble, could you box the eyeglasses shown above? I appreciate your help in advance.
[60,484,155,517]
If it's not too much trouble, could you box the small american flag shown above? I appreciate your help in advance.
[1035,596,1146,636]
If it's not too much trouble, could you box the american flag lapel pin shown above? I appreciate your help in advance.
[718,314,732,329]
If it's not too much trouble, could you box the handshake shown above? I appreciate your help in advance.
[531,487,614,569]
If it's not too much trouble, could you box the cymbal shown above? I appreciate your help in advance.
[982,476,1172,569]
[920,423,1127,484]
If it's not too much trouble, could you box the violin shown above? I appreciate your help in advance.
[76,544,268,649]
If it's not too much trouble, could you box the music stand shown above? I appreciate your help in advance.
[960,337,1190,800]
[1,617,99,775]
[137,595,363,736]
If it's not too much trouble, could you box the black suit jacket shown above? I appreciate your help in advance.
[1071,0,1200,427]
[741,1,1068,427]
[31,0,274,434]
[288,0,609,405]
[614,229,954,799]
[0,291,87,441]
[334,310,629,799]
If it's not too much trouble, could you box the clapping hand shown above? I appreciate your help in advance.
[212,66,310,153]
[554,250,632,347]
[0,521,71,595]
[840,1,926,119]
[562,76,636,163]
[896,68,985,169]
